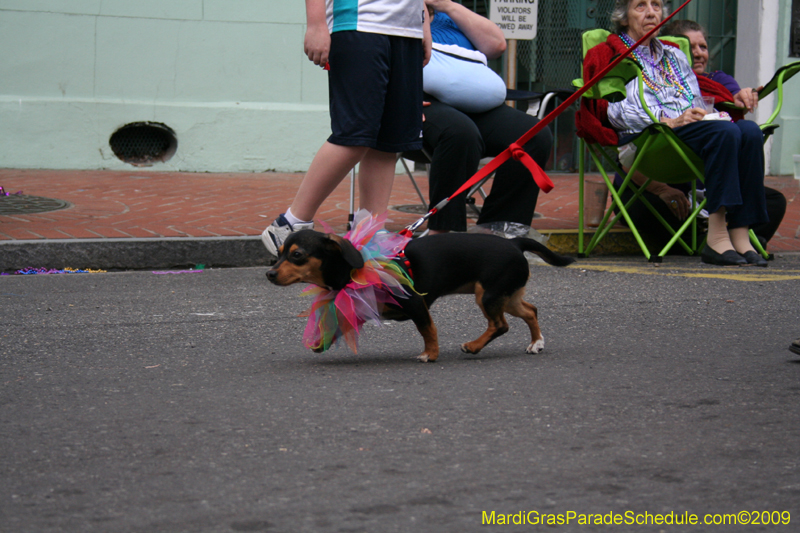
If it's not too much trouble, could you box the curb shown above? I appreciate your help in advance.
[0,237,275,272]
[540,228,641,256]
[0,229,644,272]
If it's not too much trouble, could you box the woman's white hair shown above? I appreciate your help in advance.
[610,0,671,34]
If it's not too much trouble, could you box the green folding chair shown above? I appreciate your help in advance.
[755,61,800,141]
[574,29,769,262]
[715,60,800,142]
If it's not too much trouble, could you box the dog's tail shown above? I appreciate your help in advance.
[511,238,575,267]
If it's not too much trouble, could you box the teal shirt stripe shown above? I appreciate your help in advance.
[331,0,358,32]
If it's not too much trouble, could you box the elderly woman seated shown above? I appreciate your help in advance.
[586,0,769,266]
[661,18,786,247]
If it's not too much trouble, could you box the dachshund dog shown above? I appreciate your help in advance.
[267,230,574,362]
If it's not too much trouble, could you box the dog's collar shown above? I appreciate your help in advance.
[394,249,414,281]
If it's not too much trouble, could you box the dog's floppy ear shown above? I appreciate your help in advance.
[326,234,365,269]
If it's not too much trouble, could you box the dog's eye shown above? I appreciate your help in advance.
[291,250,304,260]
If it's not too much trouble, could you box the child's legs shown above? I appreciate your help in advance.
[357,35,423,216]
[292,32,422,220]
[290,145,399,222]
[357,149,397,215]
[290,142,368,222]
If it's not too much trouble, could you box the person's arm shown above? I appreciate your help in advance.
[423,5,432,66]
[732,86,760,113]
[626,170,691,220]
[606,81,675,134]
[305,0,330,66]
[425,0,506,58]
[660,107,707,128]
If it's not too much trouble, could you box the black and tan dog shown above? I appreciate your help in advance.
[267,231,574,362]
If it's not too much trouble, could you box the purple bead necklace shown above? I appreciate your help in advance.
[620,33,695,116]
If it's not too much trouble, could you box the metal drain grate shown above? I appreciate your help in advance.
[109,122,177,166]
[0,195,71,215]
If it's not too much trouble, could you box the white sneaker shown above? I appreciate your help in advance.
[261,213,314,256]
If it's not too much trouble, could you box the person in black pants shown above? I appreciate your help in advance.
[421,0,553,233]
[422,97,552,233]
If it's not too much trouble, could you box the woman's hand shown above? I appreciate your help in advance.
[657,187,691,220]
[733,86,760,113]
[660,107,706,129]
[625,170,690,220]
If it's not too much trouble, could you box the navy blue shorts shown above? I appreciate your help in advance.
[327,31,424,153]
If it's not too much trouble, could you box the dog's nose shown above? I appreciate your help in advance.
[266,269,278,282]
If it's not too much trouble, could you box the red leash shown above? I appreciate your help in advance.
[400,0,696,237]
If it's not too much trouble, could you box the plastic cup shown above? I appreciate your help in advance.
[701,96,715,112]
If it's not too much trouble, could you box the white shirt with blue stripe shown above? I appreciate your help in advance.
[326,0,425,39]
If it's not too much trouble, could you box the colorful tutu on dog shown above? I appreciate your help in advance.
[301,210,415,354]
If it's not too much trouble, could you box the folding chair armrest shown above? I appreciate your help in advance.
[716,101,746,112]
[505,89,575,119]
[758,61,800,100]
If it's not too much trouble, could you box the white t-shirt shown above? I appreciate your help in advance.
[327,0,425,39]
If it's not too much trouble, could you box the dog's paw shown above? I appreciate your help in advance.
[526,338,545,354]
[460,342,480,354]
[416,353,437,363]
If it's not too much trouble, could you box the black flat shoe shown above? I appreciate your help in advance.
[700,245,746,266]
[742,250,769,267]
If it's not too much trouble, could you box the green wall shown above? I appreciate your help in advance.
[0,0,330,172]
[772,0,800,176]
[1,0,798,175]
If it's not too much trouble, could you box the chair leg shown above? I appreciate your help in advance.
[750,229,771,259]
[581,143,653,260]
[465,173,492,217]
[397,155,428,211]
[578,140,586,256]
[347,168,356,230]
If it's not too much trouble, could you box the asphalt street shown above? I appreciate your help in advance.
[2,255,800,532]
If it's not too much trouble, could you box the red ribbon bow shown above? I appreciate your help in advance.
[509,143,554,193]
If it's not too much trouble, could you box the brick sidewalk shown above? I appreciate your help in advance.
[1,168,799,252]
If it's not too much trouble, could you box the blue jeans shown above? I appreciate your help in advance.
[673,119,768,229]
